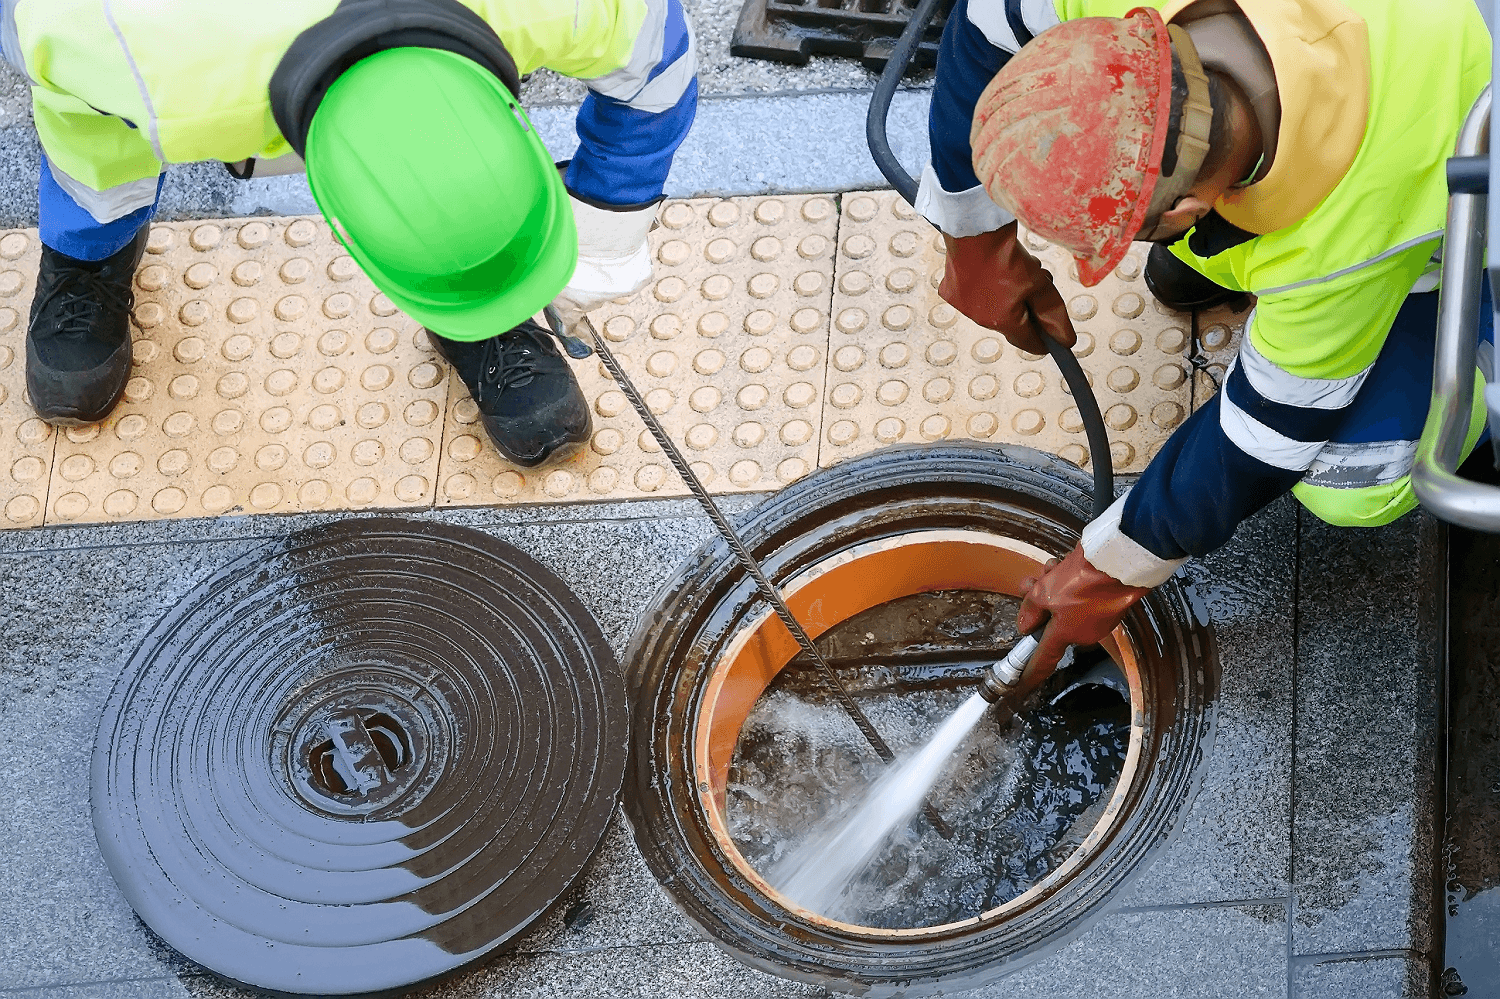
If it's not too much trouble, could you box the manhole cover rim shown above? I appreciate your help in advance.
[91,516,626,995]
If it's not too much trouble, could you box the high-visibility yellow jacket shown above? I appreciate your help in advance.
[922,0,1490,582]
[4,0,696,210]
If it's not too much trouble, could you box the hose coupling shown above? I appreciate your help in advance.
[978,634,1040,703]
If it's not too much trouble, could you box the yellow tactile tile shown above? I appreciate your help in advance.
[0,193,1237,531]
[819,192,1197,474]
[43,217,449,525]
[0,229,54,529]
[434,194,838,505]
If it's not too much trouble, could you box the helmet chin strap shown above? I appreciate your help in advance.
[1137,24,1213,243]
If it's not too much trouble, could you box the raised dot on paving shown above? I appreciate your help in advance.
[819,194,1195,473]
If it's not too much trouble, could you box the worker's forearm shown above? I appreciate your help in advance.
[566,0,696,207]
[920,0,1062,237]
[920,0,1010,236]
[566,82,696,207]
[1114,386,1331,566]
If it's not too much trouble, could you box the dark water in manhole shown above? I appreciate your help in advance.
[726,590,1131,929]
[1444,525,1500,997]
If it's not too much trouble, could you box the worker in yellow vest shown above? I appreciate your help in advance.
[916,0,1490,680]
[2,0,697,467]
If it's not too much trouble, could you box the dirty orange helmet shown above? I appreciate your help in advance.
[970,7,1212,286]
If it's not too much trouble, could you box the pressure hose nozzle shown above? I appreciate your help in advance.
[979,634,1041,703]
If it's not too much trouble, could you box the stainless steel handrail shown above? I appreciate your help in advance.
[1412,85,1498,530]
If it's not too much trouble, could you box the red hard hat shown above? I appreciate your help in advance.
[970,8,1175,287]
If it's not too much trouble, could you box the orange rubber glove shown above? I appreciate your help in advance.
[938,221,1077,355]
[1015,544,1152,690]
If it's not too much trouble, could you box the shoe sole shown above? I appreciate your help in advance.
[496,424,593,469]
[39,413,104,428]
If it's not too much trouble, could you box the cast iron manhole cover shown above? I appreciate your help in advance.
[91,518,625,995]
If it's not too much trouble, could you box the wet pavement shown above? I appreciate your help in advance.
[0,494,1447,998]
[1445,525,1500,998]
[0,18,1454,999]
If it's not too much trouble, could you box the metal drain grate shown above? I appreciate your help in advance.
[731,0,953,71]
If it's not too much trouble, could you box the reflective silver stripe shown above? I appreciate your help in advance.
[1301,440,1418,489]
[913,165,1014,237]
[1238,316,1371,410]
[623,22,694,113]
[101,0,163,162]
[47,159,158,224]
[1220,366,1327,470]
[589,0,694,113]
[1,0,29,78]
[967,0,1059,52]
[1254,231,1443,296]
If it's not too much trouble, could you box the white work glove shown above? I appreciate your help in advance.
[550,195,660,333]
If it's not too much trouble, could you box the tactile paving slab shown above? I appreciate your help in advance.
[0,192,1236,530]
[45,218,449,525]
[0,229,54,529]
[819,192,1198,474]
[434,194,839,506]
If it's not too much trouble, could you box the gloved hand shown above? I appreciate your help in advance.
[938,221,1077,355]
[1014,544,1153,689]
[551,195,660,333]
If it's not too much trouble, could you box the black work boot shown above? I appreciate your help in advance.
[1144,242,1252,313]
[26,227,148,425]
[432,319,592,467]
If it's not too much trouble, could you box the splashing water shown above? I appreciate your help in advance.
[770,691,993,916]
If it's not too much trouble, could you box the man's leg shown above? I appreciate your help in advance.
[28,156,163,425]
[1292,286,1494,526]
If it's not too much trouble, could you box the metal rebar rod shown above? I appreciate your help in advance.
[552,308,953,838]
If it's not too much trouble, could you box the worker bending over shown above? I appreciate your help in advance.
[919,0,1490,679]
[1,0,697,467]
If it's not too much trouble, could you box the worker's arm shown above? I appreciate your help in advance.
[479,0,696,326]
[922,0,1068,352]
[1018,245,1435,681]
[565,0,696,210]
[1114,247,1433,563]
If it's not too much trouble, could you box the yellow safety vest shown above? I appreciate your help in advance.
[10,0,647,192]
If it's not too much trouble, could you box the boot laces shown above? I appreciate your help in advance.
[476,333,541,403]
[34,264,134,340]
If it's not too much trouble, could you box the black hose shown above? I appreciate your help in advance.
[1043,326,1115,518]
[865,2,1116,520]
[864,0,941,206]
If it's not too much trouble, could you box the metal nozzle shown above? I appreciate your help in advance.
[979,634,1041,703]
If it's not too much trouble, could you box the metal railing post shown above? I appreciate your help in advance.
[1412,86,1498,529]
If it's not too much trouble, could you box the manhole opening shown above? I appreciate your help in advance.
[692,529,1147,937]
[726,588,1132,929]
[624,444,1216,994]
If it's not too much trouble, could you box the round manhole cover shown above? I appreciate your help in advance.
[91,518,624,995]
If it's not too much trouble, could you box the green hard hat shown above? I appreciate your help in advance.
[304,47,575,342]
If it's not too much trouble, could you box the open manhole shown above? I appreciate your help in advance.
[91,518,624,996]
[625,443,1217,994]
